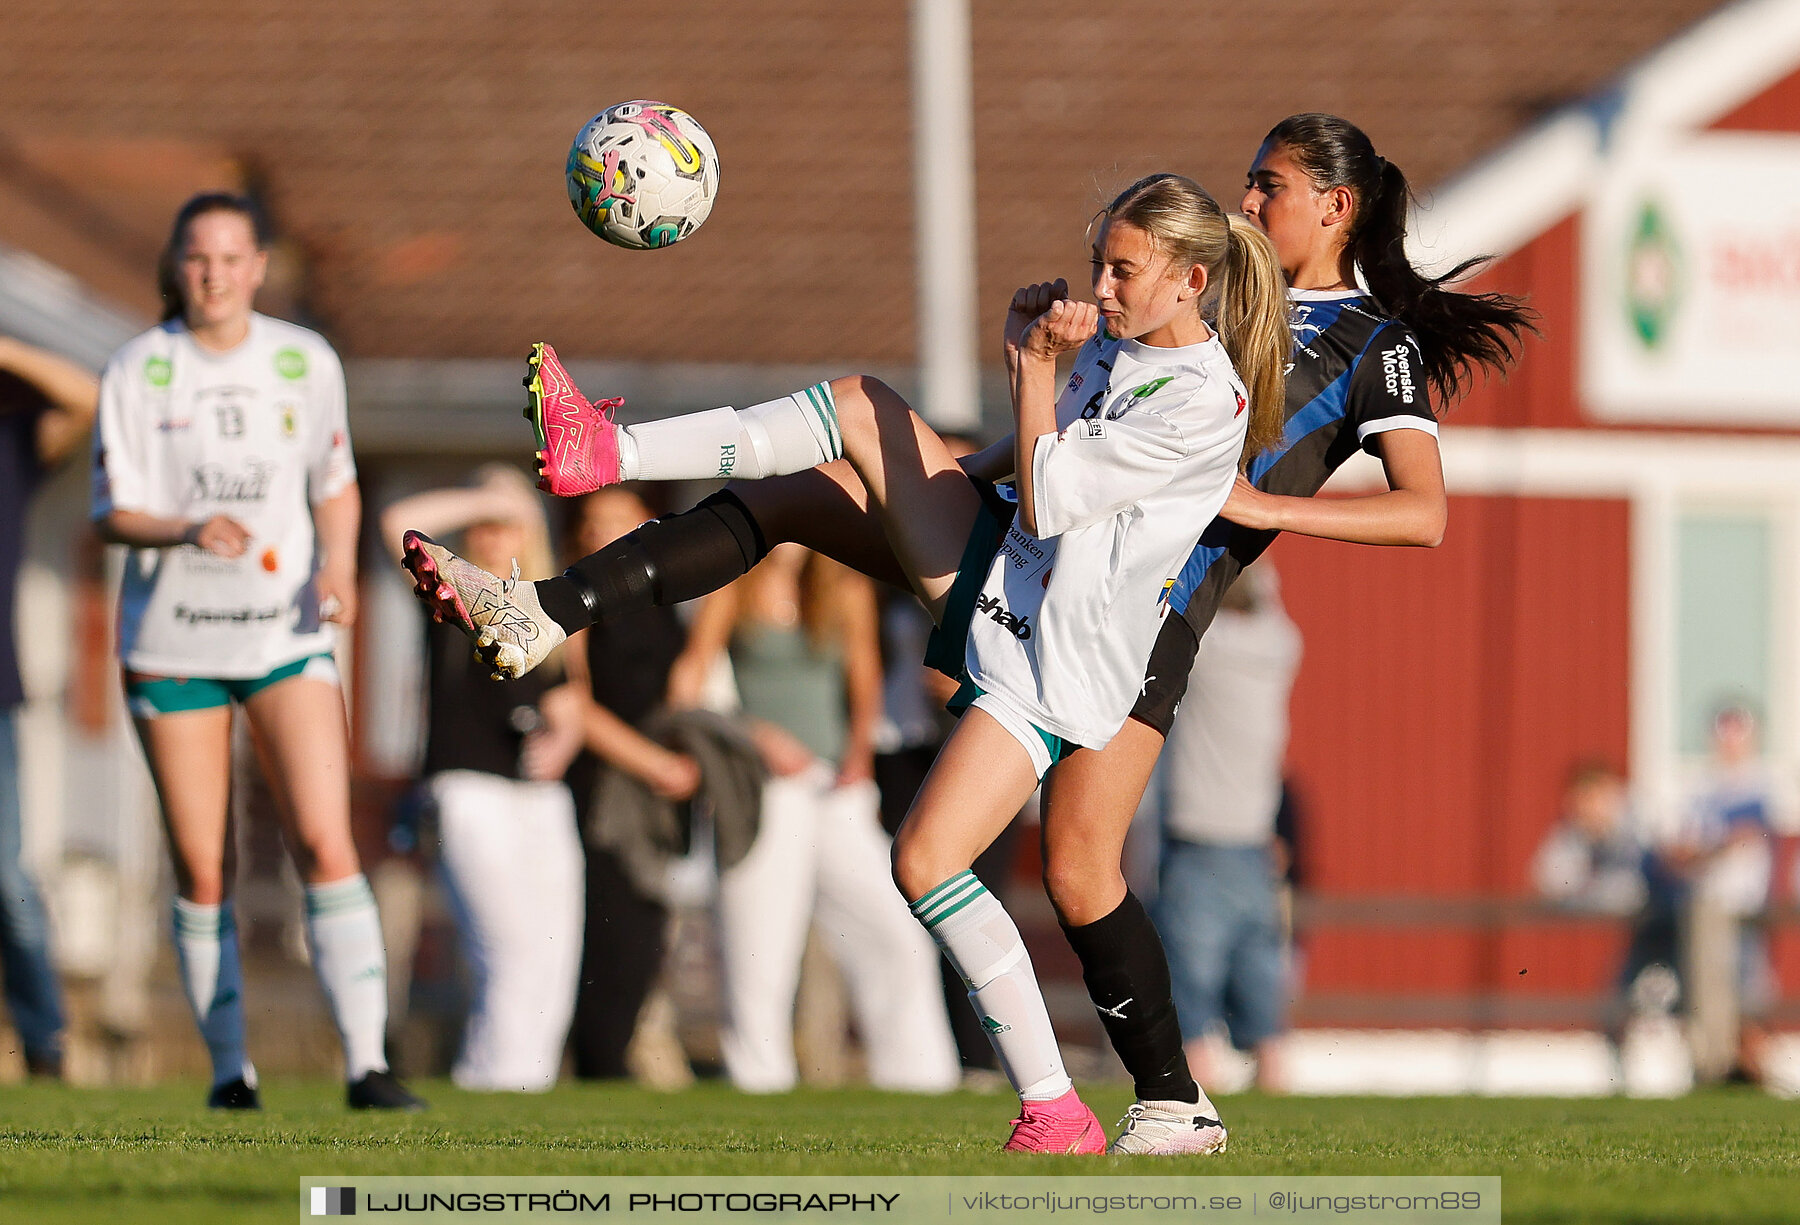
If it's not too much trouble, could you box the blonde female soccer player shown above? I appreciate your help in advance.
[93,192,421,1111]
[403,173,1290,1150]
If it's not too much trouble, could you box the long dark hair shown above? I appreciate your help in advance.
[157,191,270,323]
[1265,113,1536,406]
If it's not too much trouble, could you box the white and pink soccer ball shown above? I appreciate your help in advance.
[565,100,721,250]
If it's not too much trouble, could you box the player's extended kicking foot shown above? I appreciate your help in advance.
[1107,1100,1229,1155]
[1002,1087,1107,1154]
[524,341,625,497]
[401,530,565,679]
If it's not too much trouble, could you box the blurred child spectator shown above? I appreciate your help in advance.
[1149,567,1300,1092]
[671,545,958,1093]
[1532,760,1681,1065]
[382,466,585,1091]
[1668,703,1781,1086]
[0,335,95,1078]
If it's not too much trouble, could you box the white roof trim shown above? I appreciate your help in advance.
[0,243,142,369]
[1409,0,1800,272]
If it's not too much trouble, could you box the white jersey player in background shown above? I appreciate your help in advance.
[92,192,421,1111]
[402,173,1291,1151]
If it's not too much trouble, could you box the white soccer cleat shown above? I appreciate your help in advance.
[1107,1101,1229,1155]
[400,530,566,680]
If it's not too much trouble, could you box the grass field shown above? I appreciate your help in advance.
[2,1081,1796,1224]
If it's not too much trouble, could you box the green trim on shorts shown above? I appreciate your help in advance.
[125,653,334,716]
[947,678,1076,767]
[924,483,1012,679]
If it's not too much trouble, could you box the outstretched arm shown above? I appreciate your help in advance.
[1218,428,1446,547]
[378,479,536,561]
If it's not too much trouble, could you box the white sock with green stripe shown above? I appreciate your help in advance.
[617,382,844,481]
[304,875,390,1080]
[172,898,255,1089]
[910,870,1073,1102]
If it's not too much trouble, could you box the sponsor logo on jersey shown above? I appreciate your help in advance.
[1289,304,1323,344]
[190,459,274,504]
[171,603,285,626]
[274,347,308,381]
[1380,345,1417,405]
[155,418,192,433]
[974,592,1032,640]
[1234,391,1247,418]
[144,355,173,388]
[999,530,1046,570]
[716,442,737,477]
[279,403,299,439]
[1125,375,1174,403]
[1066,372,1085,395]
[1082,419,1106,439]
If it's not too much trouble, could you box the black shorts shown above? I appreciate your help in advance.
[1127,612,1198,737]
[923,473,1197,740]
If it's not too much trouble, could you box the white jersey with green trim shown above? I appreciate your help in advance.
[92,314,357,678]
[966,331,1248,749]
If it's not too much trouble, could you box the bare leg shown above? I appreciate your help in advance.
[728,463,912,592]
[132,706,236,904]
[244,674,390,1083]
[241,676,359,885]
[1039,719,1165,925]
[823,375,981,618]
[1045,718,1206,1109]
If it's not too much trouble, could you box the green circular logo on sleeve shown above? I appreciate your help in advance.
[144,355,172,387]
[274,347,308,380]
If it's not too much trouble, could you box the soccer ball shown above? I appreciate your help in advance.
[565,101,721,250]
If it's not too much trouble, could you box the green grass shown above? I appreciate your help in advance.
[1,1081,1796,1223]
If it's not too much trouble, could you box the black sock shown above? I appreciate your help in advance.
[536,490,770,633]
[1061,891,1198,1104]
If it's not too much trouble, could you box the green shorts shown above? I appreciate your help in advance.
[124,653,339,718]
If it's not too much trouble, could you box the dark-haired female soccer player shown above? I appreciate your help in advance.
[408,114,1532,1153]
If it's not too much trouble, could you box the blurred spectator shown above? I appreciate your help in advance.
[1532,760,1681,1064]
[382,466,586,1092]
[0,335,95,1078]
[1533,761,1648,915]
[1149,567,1300,1093]
[557,485,700,1084]
[1668,703,1781,1086]
[672,545,958,1093]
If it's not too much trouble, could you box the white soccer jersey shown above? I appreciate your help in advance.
[966,332,1248,748]
[92,315,357,678]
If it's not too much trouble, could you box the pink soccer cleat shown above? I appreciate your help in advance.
[523,341,626,497]
[1002,1087,1107,1155]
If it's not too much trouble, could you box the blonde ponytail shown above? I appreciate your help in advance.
[1101,176,1292,467]
[1218,215,1290,466]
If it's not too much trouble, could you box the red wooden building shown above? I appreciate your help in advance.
[1276,0,1800,1026]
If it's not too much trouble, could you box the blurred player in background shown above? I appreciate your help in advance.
[382,466,585,1091]
[92,192,420,1110]
[0,334,97,1079]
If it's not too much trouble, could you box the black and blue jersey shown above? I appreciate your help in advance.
[1126,290,1438,734]
[1170,290,1436,638]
